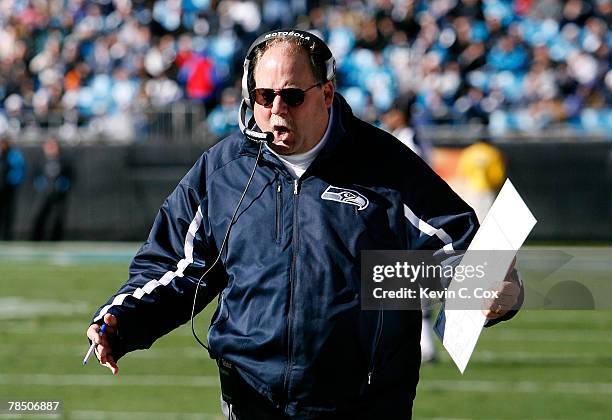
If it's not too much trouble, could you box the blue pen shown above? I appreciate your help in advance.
[82,323,107,365]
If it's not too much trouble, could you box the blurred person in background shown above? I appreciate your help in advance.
[381,97,432,164]
[31,137,73,241]
[381,98,437,363]
[456,139,506,222]
[0,136,26,240]
[206,86,241,139]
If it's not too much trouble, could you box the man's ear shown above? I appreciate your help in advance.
[323,81,335,108]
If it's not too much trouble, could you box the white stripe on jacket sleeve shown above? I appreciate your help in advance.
[403,204,455,253]
[93,206,204,323]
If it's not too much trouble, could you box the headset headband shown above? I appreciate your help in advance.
[241,29,336,109]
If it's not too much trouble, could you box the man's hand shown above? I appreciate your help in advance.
[483,259,521,320]
[86,313,119,375]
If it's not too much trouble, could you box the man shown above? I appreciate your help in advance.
[0,136,25,240]
[380,100,431,165]
[87,30,521,419]
[31,137,73,241]
[456,140,506,222]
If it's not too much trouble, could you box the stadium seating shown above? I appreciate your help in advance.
[0,0,609,141]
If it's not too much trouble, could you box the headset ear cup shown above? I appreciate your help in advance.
[241,58,252,108]
[326,57,336,83]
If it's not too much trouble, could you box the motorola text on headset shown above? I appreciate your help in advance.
[190,29,337,351]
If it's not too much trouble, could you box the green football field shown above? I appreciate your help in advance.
[1,243,611,419]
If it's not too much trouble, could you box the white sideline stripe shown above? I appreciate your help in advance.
[0,415,521,420]
[6,322,611,343]
[0,297,88,319]
[3,343,610,364]
[94,206,204,323]
[112,349,612,364]
[420,418,558,420]
[490,329,612,343]
[70,416,519,420]
[420,418,479,420]
[118,348,612,364]
[70,410,220,420]
[420,380,612,395]
[464,350,611,364]
[0,374,219,387]
[69,415,510,420]
[403,204,454,252]
[2,374,611,395]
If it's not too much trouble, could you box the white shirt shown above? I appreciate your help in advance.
[266,106,334,179]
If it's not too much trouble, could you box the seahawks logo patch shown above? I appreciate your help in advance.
[321,186,369,211]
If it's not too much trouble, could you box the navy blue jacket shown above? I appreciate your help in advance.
[93,95,484,417]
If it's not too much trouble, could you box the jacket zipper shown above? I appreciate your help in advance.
[283,179,300,401]
[367,308,384,385]
[275,182,282,243]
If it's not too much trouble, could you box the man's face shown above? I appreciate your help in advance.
[253,43,334,155]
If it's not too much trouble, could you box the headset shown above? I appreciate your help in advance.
[238,29,337,144]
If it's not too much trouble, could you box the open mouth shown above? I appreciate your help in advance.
[273,125,292,140]
[273,125,290,134]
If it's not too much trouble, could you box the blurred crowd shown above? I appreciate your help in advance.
[0,0,610,143]
[1,136,72,241]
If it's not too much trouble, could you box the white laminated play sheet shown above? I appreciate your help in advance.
[434,179,537,373]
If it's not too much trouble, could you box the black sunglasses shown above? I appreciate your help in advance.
[252,83,321,108]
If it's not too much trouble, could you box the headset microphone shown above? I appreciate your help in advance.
[245,128,273,144]
[238,99,274,144]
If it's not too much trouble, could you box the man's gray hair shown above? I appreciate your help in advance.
[252,36,336,87]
